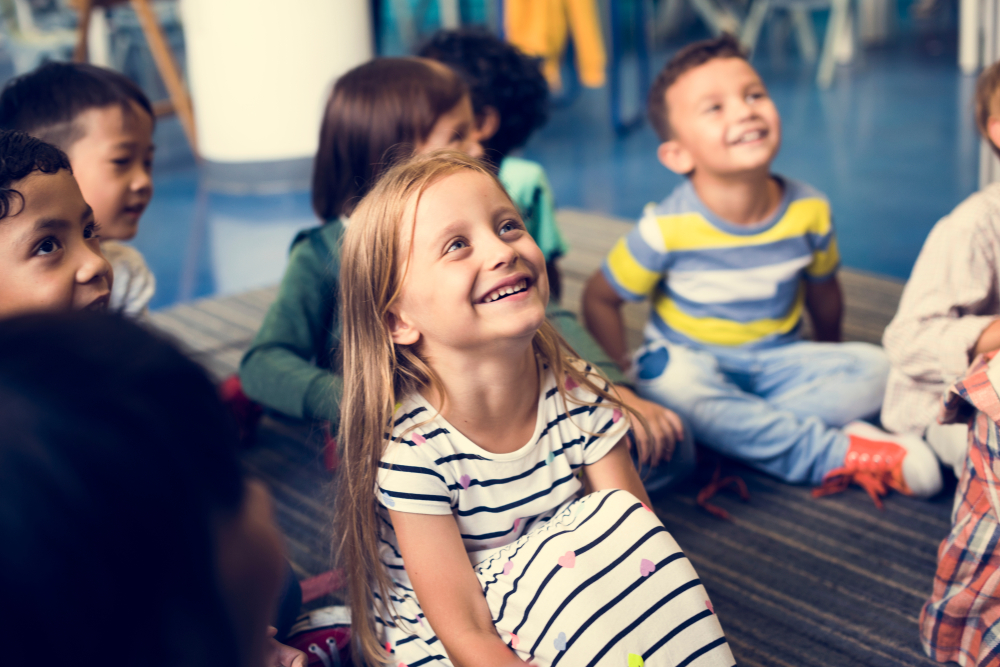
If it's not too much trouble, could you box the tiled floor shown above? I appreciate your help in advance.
[1,23,980,310]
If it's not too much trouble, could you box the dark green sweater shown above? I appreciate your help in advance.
[239,221,625,423]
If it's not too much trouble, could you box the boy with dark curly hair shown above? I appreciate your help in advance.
[0,130,111,317]
[420,28,568,299]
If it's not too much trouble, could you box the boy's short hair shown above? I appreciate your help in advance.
[647,34,748,142]
[419,28,549,158]
[0,62,153,151]
[976,60,1000,158]
[0,130,71,220]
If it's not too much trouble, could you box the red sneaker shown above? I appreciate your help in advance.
[813,421,942,508]
[286,606,352,667]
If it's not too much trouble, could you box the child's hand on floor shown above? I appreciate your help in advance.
[615,385,683,467]
[266,626,307,667]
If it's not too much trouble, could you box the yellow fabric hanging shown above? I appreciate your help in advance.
[505,0,607,90]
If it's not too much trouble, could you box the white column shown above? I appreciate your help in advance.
[960,0,981,75]
[179,0,373,164]
[980,0,1000,187]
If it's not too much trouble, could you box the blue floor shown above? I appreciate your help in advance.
[6,29,978,311]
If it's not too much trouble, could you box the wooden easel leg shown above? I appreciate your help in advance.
[130,0,198,159]
[74,0,93,62]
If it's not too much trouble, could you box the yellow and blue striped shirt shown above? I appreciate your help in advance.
[603,177,839,349]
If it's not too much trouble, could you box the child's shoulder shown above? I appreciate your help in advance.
[780,176,829,206]
[937,183,1000,236]
[498,156,549,194]
[101,241,154,316]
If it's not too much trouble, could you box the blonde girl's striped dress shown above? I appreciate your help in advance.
[374,366,735,667]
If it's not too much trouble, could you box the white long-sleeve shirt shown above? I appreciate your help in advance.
[881,183,1000,435]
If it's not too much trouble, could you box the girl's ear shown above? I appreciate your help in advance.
[657,140,694,176]
[475,106,501,143]
[386,309,420,346]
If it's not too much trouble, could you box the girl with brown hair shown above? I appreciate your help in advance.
[336,150,733,667]
[239,57,482,425]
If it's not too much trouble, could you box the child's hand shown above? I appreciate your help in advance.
[615,385,683,467]
[265,626,307,667]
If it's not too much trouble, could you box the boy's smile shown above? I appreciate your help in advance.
[660,57,781,178]
[0,169,112,318]
[389,169,548,354]
[65,100,154,242]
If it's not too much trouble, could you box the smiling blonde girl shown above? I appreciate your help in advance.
[336,151,734,667]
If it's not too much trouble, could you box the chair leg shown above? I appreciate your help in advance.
[791,7,818,63]
[129,0,198,158]
[817,0,849,87]
[740,0,771,55]
[73,0,93,62]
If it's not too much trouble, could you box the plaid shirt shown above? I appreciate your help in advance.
[920,351,1000,666]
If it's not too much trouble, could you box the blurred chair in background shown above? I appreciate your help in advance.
[0,0,76,74]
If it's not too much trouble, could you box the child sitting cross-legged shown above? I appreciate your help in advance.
[583,35,942,506]
[336,150,734,667]
[0,130,111,318]
[881,61,1000,476]
[0,62,156,316]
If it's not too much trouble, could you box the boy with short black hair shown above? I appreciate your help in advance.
[419,28,568,299]
[583,34,942,506]
[0,62,155,316]
[0,130,111,317]
[882,60,1000,474]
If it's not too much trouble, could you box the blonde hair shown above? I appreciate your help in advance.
[335,150,641,665]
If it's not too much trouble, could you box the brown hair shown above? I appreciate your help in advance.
[977,60,1000,158]
[335,150,643,665]
[311,57,468,221]
[647,33,747,141]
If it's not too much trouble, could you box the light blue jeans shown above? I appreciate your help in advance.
[629,339,890,485]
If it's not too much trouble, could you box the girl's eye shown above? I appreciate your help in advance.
[446,239,468,253]
[35,237,60,256]
[499,221,520,235]
[705,104,721,113]
[83,223,101,240]
[747,91,766,102]
[112,158,130,166]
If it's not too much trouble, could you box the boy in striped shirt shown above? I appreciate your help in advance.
[583,35,942,505]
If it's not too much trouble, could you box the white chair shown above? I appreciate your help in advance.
[739,0,853,88]
[0,0,77,74]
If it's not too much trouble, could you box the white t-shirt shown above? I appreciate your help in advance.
[375,364,628,581]
[102,240,156,317]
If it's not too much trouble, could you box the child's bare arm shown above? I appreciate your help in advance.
[805,277,843,343]
[583,271,631,371]
[389,511,526,667]
[583,439,653,507]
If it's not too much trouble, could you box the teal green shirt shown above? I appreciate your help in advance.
[499,156,568,263]
[240,219,623,424]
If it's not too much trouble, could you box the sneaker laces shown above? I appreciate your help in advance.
[812,435,909,509]
[696,458,750,520]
